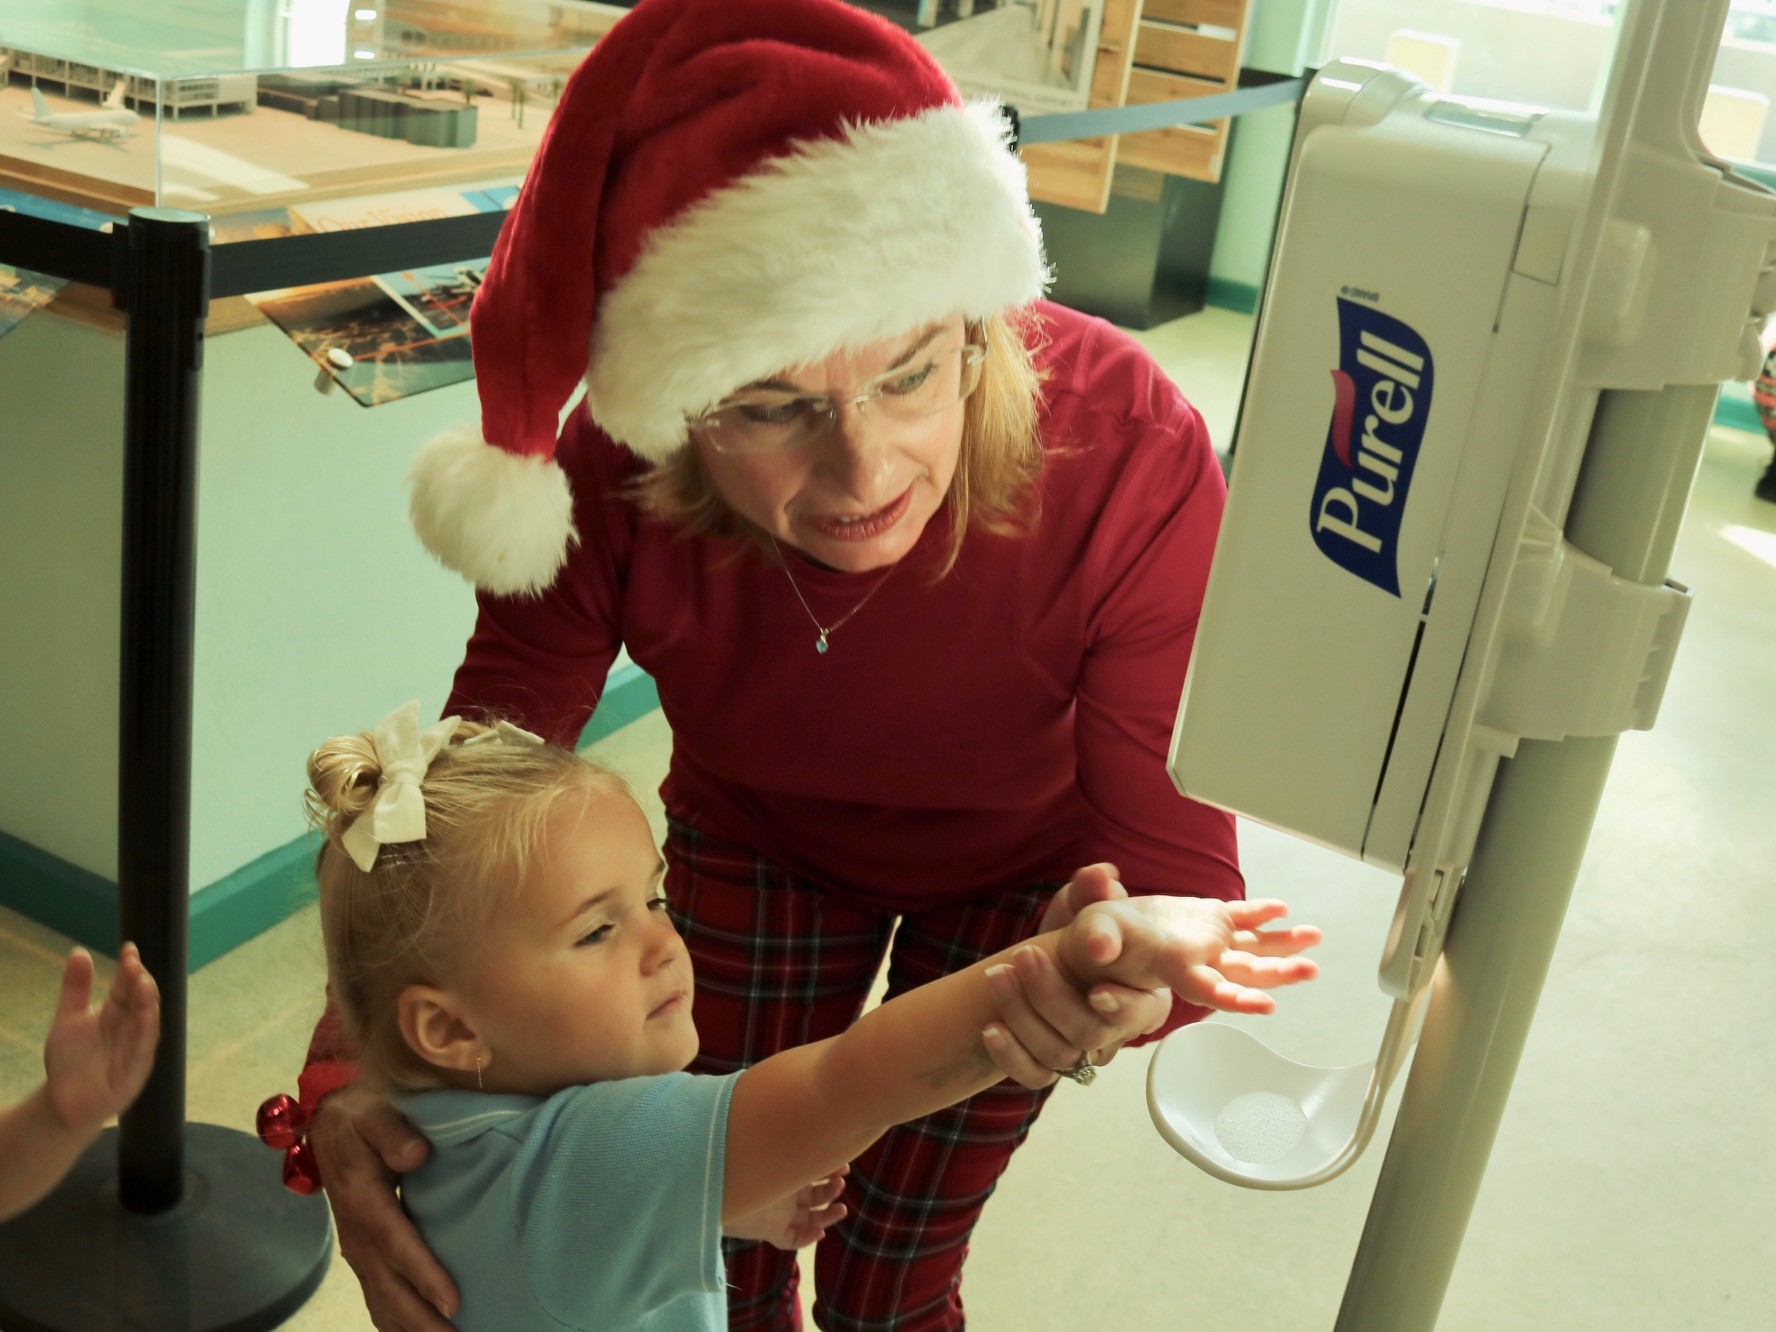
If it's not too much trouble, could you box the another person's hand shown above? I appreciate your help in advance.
[980,864,1171,1089]
[724,1165,849,1250]
[1062,896,1320,1014]
[43,943,160,1132]
[310,1088,459,1331]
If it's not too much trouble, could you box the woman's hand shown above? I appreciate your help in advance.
[309,1089,459,1331]
[978,864,1172,1089]
[724,1165,849,1250]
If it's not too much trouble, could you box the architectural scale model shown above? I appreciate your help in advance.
[0,1,619,218]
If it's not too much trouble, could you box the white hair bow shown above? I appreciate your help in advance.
[460,719,546,749]
[340,701,463,872]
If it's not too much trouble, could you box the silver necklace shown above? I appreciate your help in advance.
[768,536,896,654]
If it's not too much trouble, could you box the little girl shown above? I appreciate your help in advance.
[303,703,1318,1331]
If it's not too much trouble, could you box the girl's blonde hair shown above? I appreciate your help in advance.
[306,722,628,1091]
[628,306,1048,574]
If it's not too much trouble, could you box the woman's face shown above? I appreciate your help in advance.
[694,316,968,572]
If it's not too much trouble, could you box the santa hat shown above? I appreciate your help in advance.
[408,0,1049,596]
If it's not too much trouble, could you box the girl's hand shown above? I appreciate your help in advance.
[309,1089,460,1331]
[1064,896,1321,1014]
[980,865,1171,1089]
[724,1166,849,1250]
[43,943,160,1133]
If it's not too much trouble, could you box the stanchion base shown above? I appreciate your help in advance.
[0,1123,331,1331]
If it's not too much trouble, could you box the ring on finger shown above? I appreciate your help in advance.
[1057,1049,1096,1086]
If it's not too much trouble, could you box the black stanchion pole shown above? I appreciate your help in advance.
[0,209,332,1331]
[116,205,204,1215]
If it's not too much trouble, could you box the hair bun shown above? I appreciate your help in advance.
[305,734,384,834]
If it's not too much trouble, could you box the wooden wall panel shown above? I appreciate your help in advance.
[1022,0,1254,200]
[1115,122,1225,177]
[1143,0,1243,29]
[1021,0,1143,213]
[1133,23,1239,83]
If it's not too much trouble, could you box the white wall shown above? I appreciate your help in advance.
[188,320,483,889]
[0,313,125,880]
[0,307,492,893]
[1326,0,1776,163]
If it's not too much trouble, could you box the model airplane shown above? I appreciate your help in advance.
[18,82,140,141]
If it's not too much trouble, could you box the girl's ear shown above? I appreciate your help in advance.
[398,984,487,1076]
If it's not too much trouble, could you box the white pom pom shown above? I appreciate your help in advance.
[406,424,576,596]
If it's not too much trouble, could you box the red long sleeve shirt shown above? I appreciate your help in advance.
[447,302,1240,918]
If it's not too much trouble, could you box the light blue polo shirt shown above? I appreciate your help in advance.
[397,1071,740,1331]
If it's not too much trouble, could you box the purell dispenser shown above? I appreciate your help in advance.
[1153,0,1773,1193]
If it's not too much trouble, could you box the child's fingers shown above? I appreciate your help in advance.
[1182,964,1278,1015]
[1231,923,1323,956]
[1225,899,1293,929]
[57,947,95,1020]
[1079,913,1124,965]
[1217,952,1320,988]
[110,943,143,1008]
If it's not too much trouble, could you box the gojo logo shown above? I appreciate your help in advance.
[1310,298,1433,598]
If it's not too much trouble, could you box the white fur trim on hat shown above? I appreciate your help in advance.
[586,99,1048,462]
[407,424,577,596]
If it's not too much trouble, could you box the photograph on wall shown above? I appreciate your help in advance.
[372,261,482,338]
[239,175,514,404]
[248,270,483,408]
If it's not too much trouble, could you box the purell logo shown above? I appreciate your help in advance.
[1309,298,1434,597]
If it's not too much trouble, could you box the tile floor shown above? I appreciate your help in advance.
[2,306,1773,1330]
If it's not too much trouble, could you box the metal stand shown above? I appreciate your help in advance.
[0,210,331,1330]
[1335,384,1714,1329]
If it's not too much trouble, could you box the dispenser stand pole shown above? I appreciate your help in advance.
[1335,384,1716,1329]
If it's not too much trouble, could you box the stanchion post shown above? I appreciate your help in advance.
[116,207,207,1214]
[0,207,333,1332]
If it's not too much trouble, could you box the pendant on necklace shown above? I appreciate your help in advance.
[816,633,830,654]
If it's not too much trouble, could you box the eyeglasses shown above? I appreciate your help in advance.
[692,343,987,456]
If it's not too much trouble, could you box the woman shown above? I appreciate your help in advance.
[299,1,1241,1328]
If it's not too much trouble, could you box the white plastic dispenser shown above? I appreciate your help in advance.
[1153,0,1771,1192]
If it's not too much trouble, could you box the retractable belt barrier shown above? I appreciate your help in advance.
[1016,72,1308,146]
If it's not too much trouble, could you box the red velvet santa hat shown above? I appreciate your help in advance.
[408,0,1049,596]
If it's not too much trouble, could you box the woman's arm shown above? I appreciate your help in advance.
[722,896,1316,1221]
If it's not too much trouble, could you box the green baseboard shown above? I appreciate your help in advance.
[1205,277,1260,314]
[576,662,663,747]
[0,665,663,969]
[0,828,120,956]
[1715,387,1764,437]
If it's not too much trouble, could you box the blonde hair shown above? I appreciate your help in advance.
[628,306,1048,574]
[306,722,629,1092]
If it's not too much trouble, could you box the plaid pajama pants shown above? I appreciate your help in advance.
[664,817,1061,1332]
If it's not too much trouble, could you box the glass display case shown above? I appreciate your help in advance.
[0,0,622,216]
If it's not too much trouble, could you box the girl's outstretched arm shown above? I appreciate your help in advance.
[722,896,1318,1222]
[0,945,159,1223]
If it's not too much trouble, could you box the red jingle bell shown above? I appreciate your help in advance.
[256,1093,304,1150]
[281,1139,323,1196]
